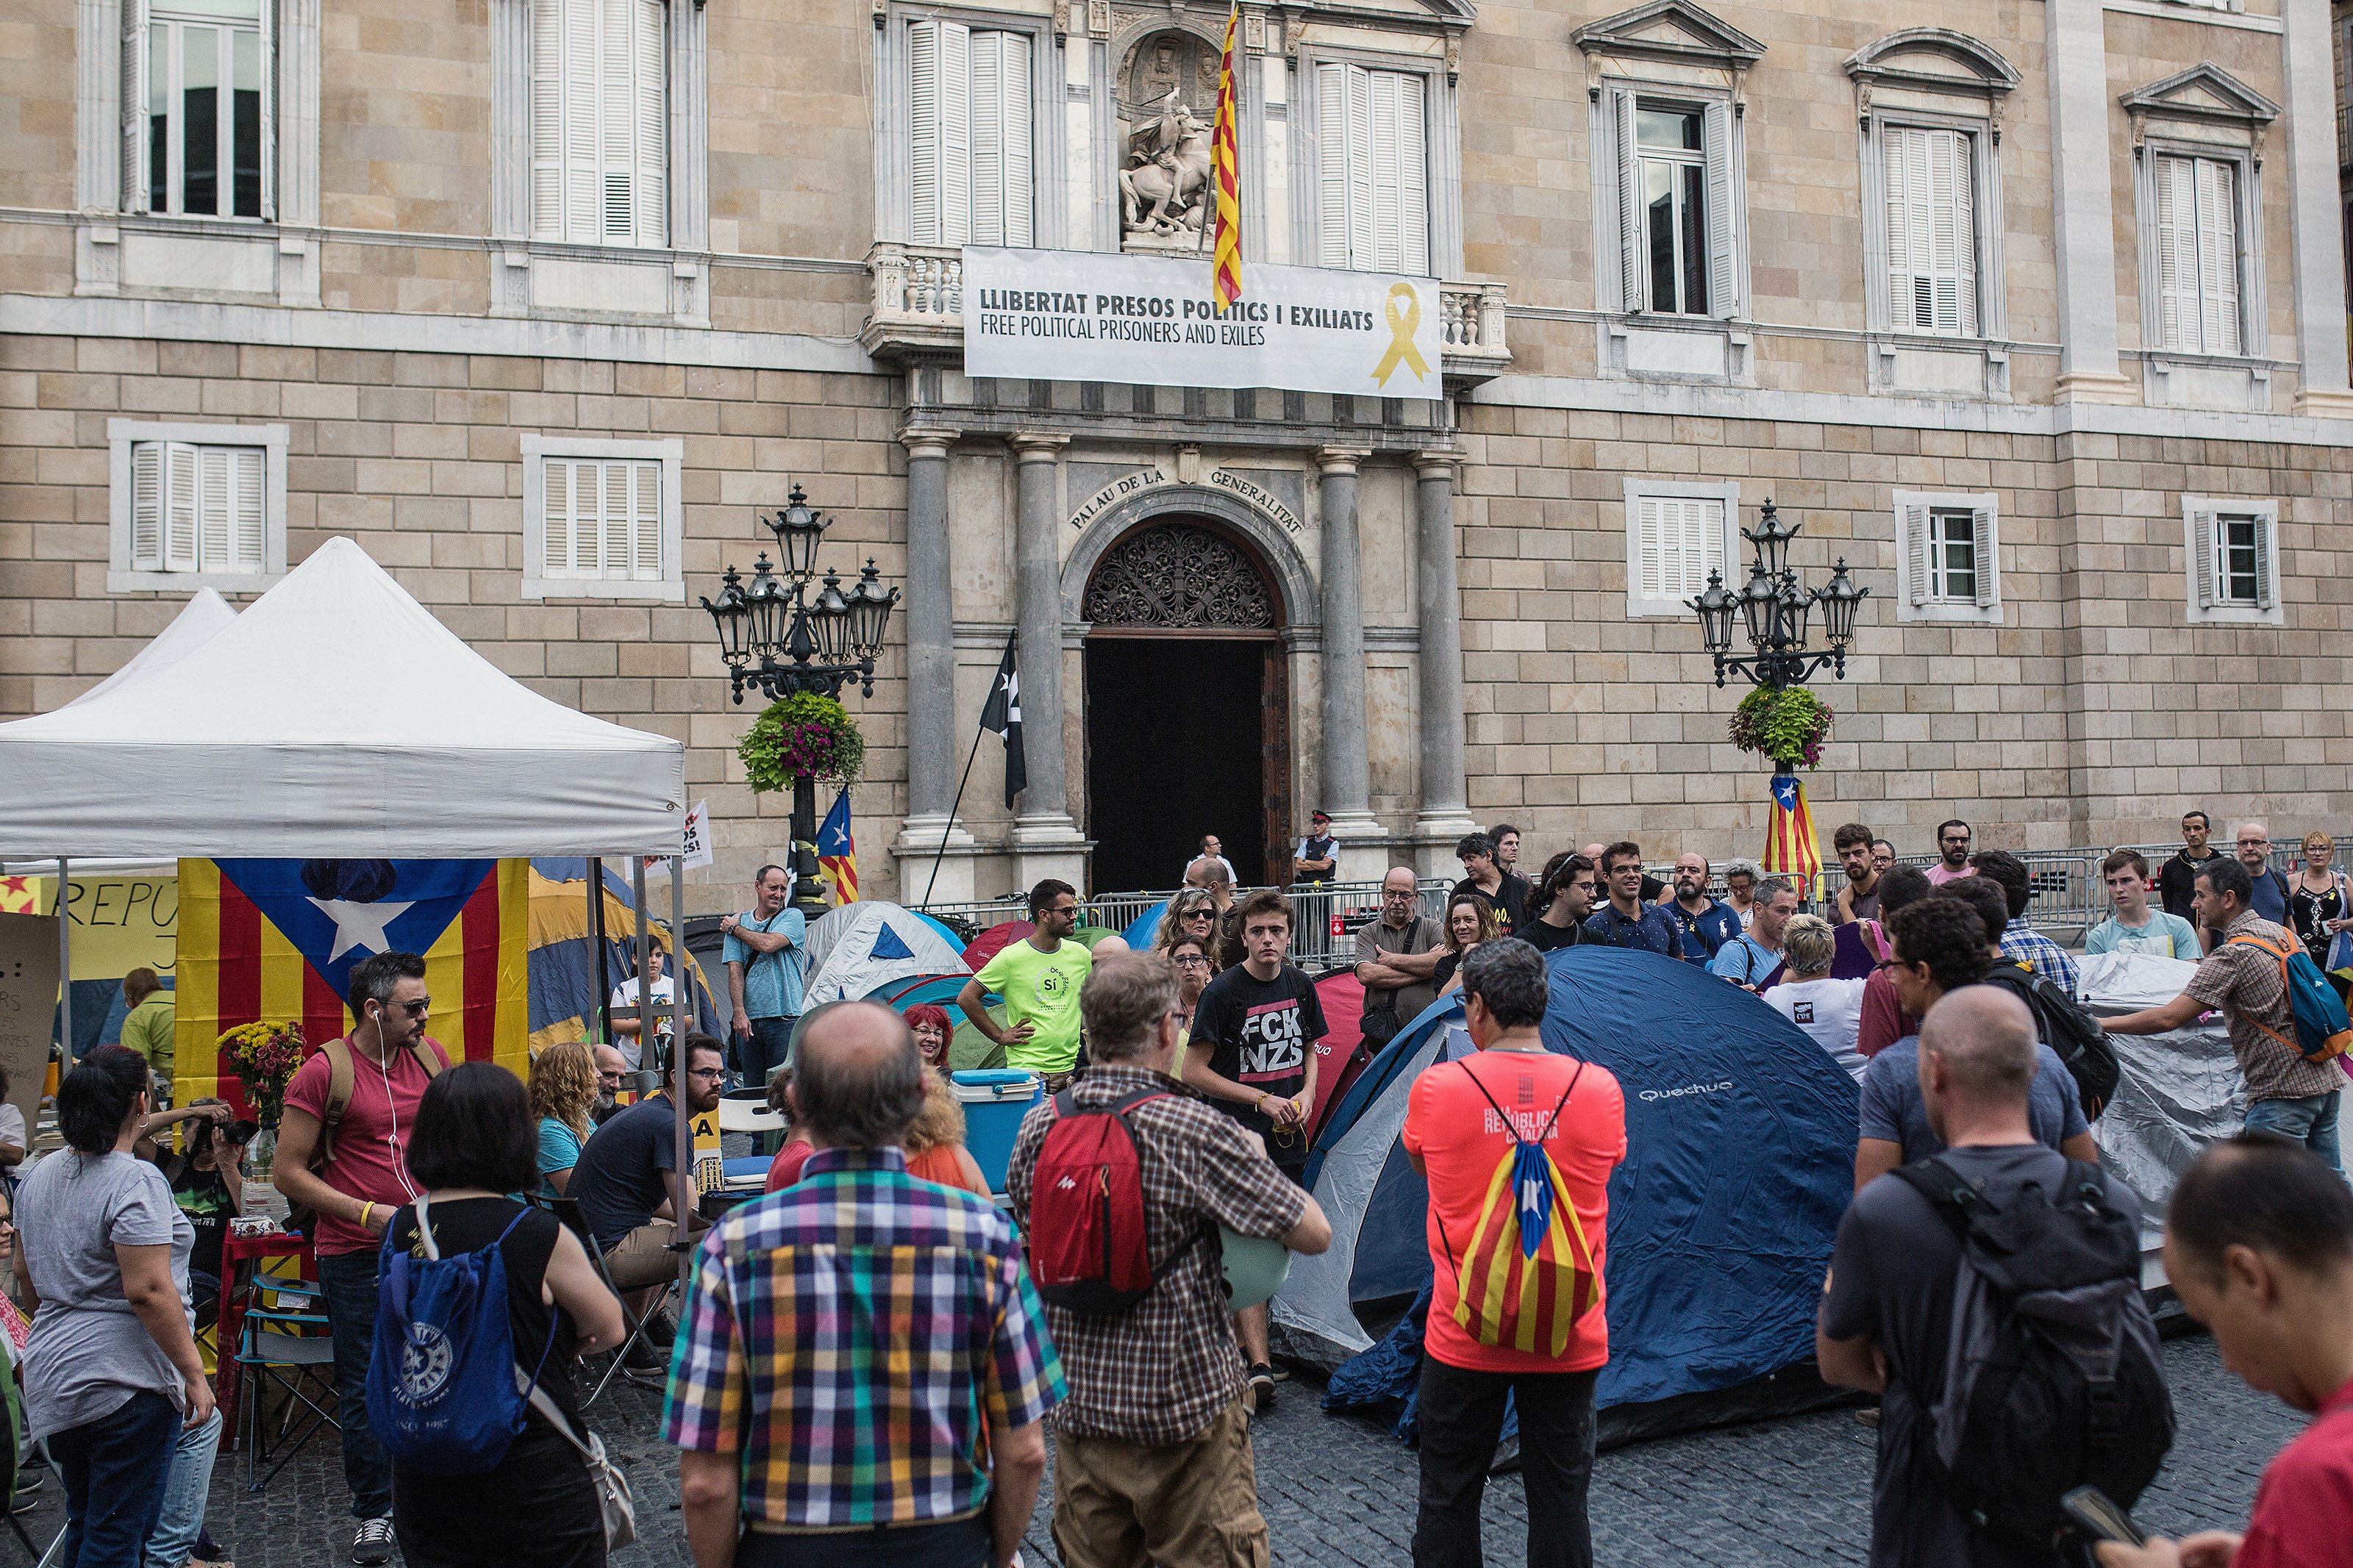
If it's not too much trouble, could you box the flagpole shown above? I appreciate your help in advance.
[921,722,988,912]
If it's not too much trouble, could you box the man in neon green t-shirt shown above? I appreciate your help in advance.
[960,879,1093,1086]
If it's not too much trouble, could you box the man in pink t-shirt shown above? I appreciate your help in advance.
[1924,820,1974,886]
[273,951,447,1567]
[2096,1136,2353,1568]
[1402,940,1625,1568]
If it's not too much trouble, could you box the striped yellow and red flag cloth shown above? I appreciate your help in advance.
[174,858,529,1110]
[1209,1,1243,309]
[1451,1135,1601,1357]
[1760,773,1824,887]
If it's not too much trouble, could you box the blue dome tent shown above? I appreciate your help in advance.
[1277,943,1862,1444]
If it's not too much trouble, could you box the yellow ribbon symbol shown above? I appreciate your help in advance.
[1371,282,1431,388]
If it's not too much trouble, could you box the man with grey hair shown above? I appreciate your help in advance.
[670,1000,1062,1568]
[1356,867,1446,1042]
[1765,914,1869,1080]
[1819,984,2149,1568]
[1404,940,1627,1568]
[1008,954,1329,1568]
[1710,876,1797,989]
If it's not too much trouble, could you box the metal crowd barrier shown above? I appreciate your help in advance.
[918,878,1452,970]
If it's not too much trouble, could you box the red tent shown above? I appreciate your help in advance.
[962,919,1035,972]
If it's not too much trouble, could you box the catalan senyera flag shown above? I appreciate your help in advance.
[1209,1,1243,309]
[174,858,529,1111]
[818,788,858,906]
[1450,1096,1601,1357]
[1760,773,1824,887]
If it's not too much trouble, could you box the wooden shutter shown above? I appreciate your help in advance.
[529,0,565,235]
[631,0,665,246]
[1315,62,1349,268]
[563,0,600,238]
[909,20,940,244]
[1635,495,1666,601]
[1949,132,1976,337]
[544,457,578,576]
[629,459,662,577]
[129,440,163,569]
[162,441,199,573]
[1614,90,1640,310]
[1901,501,1930,606]
[997,34,1031,246]
[599,0,632,238]
[966,31,1029,247]
[121,0,149,212]
[231,445,264,568]
[1885,126,1918,329]
[2190,504,2215,607]
[198,446,234,570]
[1362,70,1427,274]
[1344,65,1374,269]
[1703,99,1736,320]
[2196,157,2240,357]
[1970,503,1996,608]
[2251,512,2274,609]
[2154,155,2194,351]
[1393,71,1427,274]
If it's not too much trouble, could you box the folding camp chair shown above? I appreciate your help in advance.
[530,1194,681,1407]
[235,1276,339,1492]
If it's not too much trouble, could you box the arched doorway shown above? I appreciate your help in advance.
[1082,519,1290,895]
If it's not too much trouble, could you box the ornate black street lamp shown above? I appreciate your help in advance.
[1687,499,1868,691]
[701,483,901,915]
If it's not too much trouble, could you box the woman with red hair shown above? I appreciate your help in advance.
[763,1003,990,1197]
[904,1003,954,1072]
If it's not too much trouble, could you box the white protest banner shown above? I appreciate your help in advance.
[962,248,1443,400]
[646,800,715,876]
[0,912,60,1142]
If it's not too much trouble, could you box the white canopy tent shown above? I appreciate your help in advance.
[0,537,699,1285]
[0,537,684,859]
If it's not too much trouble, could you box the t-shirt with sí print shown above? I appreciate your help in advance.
[1188,963,1329,1164]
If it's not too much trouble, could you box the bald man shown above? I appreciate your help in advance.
[1853,898,2099,1191]
[591,1042,629,1125]
[1820,984,2149,1566]
[670,998,1060,1568]
[2235,820,2293,926]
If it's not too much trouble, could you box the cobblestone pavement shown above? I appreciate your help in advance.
[13,1333,2293,1566]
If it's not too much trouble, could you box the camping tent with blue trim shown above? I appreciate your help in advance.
[1278,942,1861,1443]
[801,901,970,1007]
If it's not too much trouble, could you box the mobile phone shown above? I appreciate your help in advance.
[2060,1486,2146,1547]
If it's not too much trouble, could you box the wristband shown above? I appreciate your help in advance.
[359,1201,375,1231]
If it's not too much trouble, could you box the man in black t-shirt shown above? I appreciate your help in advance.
[1452,832,1532,937]
[1184,889,1328,1402]
[1521,852,1604,953]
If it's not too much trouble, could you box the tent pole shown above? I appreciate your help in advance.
[54,858,70,1064]
[632,858,652,1072]
[587,858,611,1049]
[672,857,693,1297]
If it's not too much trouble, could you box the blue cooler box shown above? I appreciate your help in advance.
[951,1069,1043,1194]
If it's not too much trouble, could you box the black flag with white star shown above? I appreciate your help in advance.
[978,631,1025,806]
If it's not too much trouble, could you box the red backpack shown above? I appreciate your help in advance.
[1027,1087,1174,1315]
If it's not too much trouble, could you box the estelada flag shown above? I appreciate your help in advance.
[818,788,857,906]
[1209,1,1243,308]
[1760,773,1823,886]
[174,858,529,1110]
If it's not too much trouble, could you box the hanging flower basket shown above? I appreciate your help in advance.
[1728,685,1834,770]
[740,692,866,795]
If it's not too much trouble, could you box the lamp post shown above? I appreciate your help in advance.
[701,483,901,917]
[1686,499,1868,696]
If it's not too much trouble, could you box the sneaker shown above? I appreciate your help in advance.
[624,1333,671,1373]
[1248,1363,1277,1411]
[643,1304,679,1350]
[351,1516,395,1566]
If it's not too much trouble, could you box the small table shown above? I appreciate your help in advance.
[215,1228,315,1452]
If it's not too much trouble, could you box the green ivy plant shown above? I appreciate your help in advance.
[1727,685,1834,769]
[738,692,865,794]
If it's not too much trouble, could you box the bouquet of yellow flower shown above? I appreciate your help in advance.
[218,1020,307,1125]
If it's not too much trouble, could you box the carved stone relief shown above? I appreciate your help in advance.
[1115,29,1220,251]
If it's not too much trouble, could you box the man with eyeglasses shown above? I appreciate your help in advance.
[590,1043,630,1125]
[1925,820,1974,886]
[569,1033,726,1304]
[274,951,451,1567]
[1355,867,1446,1046]
[2235,821,2293,928]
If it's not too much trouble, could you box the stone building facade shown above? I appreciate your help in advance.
[2,0,2349,909]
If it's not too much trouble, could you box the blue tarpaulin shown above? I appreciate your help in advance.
[1279,942,1860,1429]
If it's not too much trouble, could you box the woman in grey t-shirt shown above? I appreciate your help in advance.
[18,1046,208,1566]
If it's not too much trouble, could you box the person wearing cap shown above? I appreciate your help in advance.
[1293,811,1339,886]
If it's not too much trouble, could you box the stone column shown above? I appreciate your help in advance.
[2282,3,2353,415]
[2044,0,2135,404]
[1009,433,1088,888]
[1315,448,1382,878]
[1412,452,1479,867]
[891,427,977,903]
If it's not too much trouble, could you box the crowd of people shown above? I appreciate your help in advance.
[7,807,2353,1568]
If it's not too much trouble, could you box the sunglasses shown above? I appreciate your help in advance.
[379,998,430,1018]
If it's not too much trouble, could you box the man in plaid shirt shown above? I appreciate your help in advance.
[1970,850,2082,994]
[665,1001,1063,1568]
[1007,953,1332,1568]
[2106,856,2346,1171]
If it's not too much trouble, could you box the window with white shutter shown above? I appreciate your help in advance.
[1893,490,1999,622]
[2182,497,2279,622]
[137,0,271,219]
[1621,479,1738,617]
[907,21,1032,248]
[1314,62,1429,275]
[521,436,685,601]
[2152,152,2242,355]
[529,0,667,247]
[126,441,265,575]
[1602,87,1738,318]
[1884,126,1977,337]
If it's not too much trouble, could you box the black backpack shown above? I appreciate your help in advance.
[1893,1156,2174,1552]
[1977,965,2119,1120]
